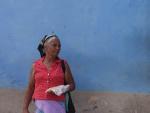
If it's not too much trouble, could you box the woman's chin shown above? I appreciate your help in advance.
[52,53,59,57]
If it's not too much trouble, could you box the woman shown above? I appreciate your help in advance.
[23,34,75,113]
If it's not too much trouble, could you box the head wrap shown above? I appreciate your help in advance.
[37,34,58,57]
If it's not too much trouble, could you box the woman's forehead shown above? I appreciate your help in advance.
[45,37,60,45]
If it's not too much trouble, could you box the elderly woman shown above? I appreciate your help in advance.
[22,34,75,113]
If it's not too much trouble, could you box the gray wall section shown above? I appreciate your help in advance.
[0,0,150,92]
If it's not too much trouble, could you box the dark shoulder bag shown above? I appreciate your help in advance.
[61,60,76,113]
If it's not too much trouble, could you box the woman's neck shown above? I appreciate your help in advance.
[44,55,56,63]
[43,55,57,70]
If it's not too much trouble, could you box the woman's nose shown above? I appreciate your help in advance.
[56,46,61,50]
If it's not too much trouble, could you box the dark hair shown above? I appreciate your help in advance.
[37,34,59,57]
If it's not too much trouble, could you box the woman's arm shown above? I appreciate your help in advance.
[64,62,75,92]
[22,64,35,113]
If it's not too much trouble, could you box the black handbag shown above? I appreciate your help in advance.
[61,60,76,113]
[65,92,75,113]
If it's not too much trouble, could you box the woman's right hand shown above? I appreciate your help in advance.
[23,64,35,113]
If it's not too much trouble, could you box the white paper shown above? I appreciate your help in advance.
[45,85,70,96]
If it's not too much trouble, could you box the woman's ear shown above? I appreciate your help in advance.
[43,46,46,53]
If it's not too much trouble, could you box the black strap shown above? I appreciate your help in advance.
[61,60,66,74]
[61,60,76,113]
[61,60,67,85]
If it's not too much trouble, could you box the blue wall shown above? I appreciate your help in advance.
[0,0,150,92]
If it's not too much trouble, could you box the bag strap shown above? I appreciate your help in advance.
[61,60,66,74]
[61,60,66,85]
[61,60,76,113]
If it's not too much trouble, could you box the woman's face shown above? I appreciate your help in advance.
[44,37,61,57]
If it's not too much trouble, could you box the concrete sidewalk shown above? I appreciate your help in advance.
[0,89,150,113]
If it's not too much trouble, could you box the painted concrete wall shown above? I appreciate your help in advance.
[0,0,150,92]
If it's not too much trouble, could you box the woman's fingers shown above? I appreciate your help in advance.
[45,89,55,95]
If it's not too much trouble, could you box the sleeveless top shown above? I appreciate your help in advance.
[32,57,65,101]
